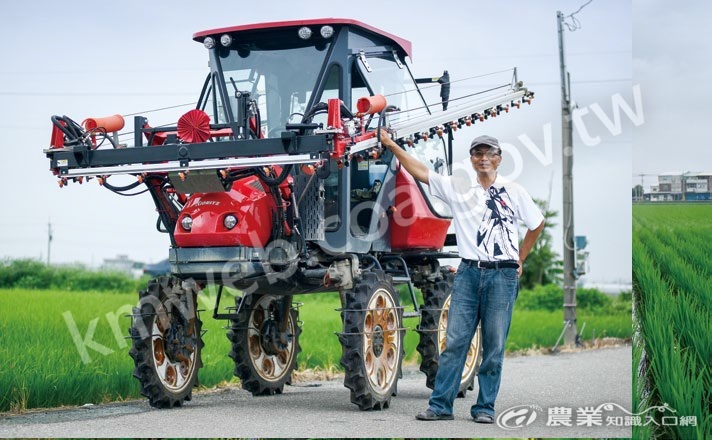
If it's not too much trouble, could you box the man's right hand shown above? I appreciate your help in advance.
[377,128,430,184]
[379,128,397,150]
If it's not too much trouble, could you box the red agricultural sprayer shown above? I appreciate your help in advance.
[45,18,534,410]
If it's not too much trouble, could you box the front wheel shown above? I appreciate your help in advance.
[129,276,203,408]
[339,270,404,410]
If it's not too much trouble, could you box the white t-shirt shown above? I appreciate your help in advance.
[428,170,544,261]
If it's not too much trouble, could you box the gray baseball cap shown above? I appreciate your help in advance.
[469,135,501,155]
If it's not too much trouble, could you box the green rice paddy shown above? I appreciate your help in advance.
[0,284,629,413]
[632,204,712,440]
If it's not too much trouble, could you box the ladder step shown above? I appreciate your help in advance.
[391,276,412,283]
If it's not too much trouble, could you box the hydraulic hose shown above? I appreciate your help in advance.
[256,164,293,186]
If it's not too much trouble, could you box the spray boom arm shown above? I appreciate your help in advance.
[45,84,532,184]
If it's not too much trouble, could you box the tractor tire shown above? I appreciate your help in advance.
[227,294,301,396]
[129,276,203,408]
[417,267,483,398]
[339,270,404,410]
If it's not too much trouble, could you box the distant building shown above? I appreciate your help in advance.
[644,172,712,202]
[101,254,144,278]
[683,172,711,201]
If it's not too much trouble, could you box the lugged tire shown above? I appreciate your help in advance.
[417,267,482,397]
[339,270,404,410]
[129,276,203,408]
[227,294,301,396]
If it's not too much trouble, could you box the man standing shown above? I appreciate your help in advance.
[379,129,545,423]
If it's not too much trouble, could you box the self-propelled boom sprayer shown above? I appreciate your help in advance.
[45,18,534,410]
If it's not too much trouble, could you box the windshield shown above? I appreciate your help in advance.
[355,53,449,216]
[212,40,331,137]
[356,53,430,126]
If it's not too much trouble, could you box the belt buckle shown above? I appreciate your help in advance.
[477,261,485,269]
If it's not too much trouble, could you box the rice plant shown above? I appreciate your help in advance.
[633,204,712,440]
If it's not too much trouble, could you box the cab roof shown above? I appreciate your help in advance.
[193,18,413,59]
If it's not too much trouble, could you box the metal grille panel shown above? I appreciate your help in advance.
[248,179,265,192]
[295,174,325,241]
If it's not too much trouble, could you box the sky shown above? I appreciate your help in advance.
[633,0,712,191]
[0,0,633,285]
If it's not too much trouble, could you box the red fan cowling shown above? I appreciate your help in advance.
[177,109,211,143]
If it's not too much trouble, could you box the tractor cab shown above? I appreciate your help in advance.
[193,19,427,136]
[193,19,452,253]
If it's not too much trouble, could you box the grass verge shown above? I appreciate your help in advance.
[1,287,630,413]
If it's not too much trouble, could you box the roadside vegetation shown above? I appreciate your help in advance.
[632,204,711,440]
[0,261,629,412]
[0,259,147,292]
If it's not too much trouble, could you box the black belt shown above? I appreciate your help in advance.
[462,259,519,269]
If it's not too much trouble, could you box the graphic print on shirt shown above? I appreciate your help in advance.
[476,186,519,258]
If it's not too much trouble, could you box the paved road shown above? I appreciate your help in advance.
[0,345,631,438]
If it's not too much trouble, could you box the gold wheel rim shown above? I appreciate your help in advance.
[150,304,197,392]
[363,288,400,394]
[438,295,481,382]
[247,296,296,382]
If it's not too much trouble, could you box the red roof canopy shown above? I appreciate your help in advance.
[193,18,412,59]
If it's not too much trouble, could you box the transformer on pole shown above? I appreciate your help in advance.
[47,220,53,266]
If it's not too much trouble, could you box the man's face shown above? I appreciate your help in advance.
[470,146,502,173]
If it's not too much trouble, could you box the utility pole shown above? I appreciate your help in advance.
[557,10,578,346]
[47,220,53,266]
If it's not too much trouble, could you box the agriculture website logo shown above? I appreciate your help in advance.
[496,402,697,430]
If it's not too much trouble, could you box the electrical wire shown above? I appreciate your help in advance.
[382,67,516,98]
[117,121,180,139]
[385,83,512,120]
[563,0,594,31]
[60,64,518,149]
[122,102,197,117]
[374,66,518,124]
[101,102,198,140]
[92,66,518,145]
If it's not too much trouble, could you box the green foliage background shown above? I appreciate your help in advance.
[519,198,563,290]
[0,259,147,292]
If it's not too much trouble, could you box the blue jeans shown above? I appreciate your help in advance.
[427,260,519,417]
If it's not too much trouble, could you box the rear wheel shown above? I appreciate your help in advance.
[227,294,301,395]
[339,270,404,410]
[417,267,482,397]
[129,276,203,408]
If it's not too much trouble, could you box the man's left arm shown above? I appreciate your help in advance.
[517,220,545,277]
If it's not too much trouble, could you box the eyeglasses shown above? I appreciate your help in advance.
[471,150,501,159]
